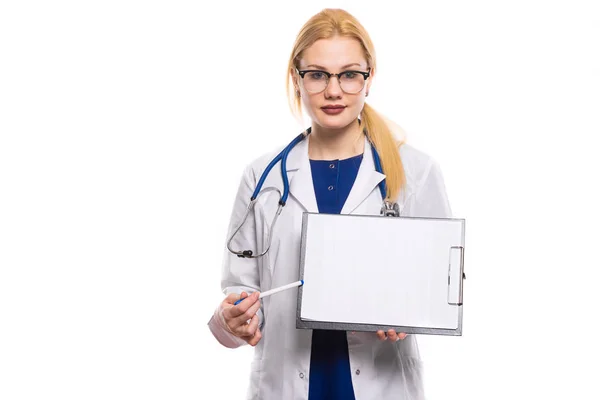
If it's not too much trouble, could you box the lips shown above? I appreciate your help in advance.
[320,105,346,115]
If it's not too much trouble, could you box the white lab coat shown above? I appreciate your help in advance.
[208,134,452,400]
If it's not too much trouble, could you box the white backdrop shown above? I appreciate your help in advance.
[1,1,599,399]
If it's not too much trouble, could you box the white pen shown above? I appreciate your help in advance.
[234,280,304,305]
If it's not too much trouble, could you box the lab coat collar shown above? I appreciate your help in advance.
[285,134,385,214]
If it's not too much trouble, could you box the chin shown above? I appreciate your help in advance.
[315,115,356,131]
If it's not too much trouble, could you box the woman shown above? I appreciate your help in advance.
[208,8,452,400]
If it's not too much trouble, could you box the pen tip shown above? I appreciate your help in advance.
[301,280,304,285]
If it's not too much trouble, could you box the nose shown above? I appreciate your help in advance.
[324,75,343,98]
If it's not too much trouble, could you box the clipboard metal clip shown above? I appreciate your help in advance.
[447,245,465,306]
[380,201,400,217]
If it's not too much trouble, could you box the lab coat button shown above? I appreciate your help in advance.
[355,369,360,375]
[299,372,304,379]
[329,163,335,169]
[328,185,334,191]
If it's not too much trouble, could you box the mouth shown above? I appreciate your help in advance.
[320,105,347,115]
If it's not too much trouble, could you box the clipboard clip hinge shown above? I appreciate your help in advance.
[380,201,400,217]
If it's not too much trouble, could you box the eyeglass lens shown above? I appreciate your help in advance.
[303,71,366,94]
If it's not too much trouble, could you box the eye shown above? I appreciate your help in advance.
[307,71,327,80]
[342,71,359,79]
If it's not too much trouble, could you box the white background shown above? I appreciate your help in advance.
[1,1,599,399]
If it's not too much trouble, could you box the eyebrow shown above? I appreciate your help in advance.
[304,63,364,70]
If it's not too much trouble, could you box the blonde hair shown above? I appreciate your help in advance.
[286,8,406,202]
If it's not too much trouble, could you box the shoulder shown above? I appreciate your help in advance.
[241,142,288,184]
[398,142,443,195]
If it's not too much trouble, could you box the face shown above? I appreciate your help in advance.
[293,36,373,131]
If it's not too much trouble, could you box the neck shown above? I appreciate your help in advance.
[308,119,365,160]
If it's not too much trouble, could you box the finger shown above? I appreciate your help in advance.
[230,297,262,330]
[223,292,242,305]
[220,293,246,328]
[233,294,262,325]
[226,291,259,319]
[247,327,262,347]
[221,291,248,320]
[376,330,386,340]
[387,329,398,342]
[398,332,408,340]
[238,314,260,338]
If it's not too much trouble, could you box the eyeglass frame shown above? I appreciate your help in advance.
[295,67,372,94]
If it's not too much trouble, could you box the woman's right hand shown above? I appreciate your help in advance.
[219,291,263,346]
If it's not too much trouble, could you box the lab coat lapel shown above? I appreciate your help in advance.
[286,134,385,214]
[340,137,386,215]
[286,136,319,213]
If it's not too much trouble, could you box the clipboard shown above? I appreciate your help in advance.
[296,212,466,336]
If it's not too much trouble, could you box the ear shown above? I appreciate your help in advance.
[291,68,300,92]
[366,67,375,94]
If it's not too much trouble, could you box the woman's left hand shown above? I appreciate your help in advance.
[376,329,407,341]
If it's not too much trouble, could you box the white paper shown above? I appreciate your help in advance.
[299,214,464,330]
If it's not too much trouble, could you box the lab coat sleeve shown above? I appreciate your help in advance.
[408,159,452,218]
[207,164,265,349]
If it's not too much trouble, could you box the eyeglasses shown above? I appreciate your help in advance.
[296,67,371,94]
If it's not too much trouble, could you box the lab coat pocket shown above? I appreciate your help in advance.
[246,359,263,400]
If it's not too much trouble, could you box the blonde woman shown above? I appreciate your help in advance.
[208,8,452,400]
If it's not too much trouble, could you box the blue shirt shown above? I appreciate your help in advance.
[307,153,363,400]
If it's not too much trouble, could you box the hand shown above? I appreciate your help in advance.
[376,329,408,342]
[220,291,263,346]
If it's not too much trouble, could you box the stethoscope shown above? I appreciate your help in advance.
[227,127,400,259]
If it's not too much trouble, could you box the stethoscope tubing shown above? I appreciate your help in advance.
[228,128,390,258]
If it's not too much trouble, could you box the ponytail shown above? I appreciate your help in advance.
[359,103,406,202]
